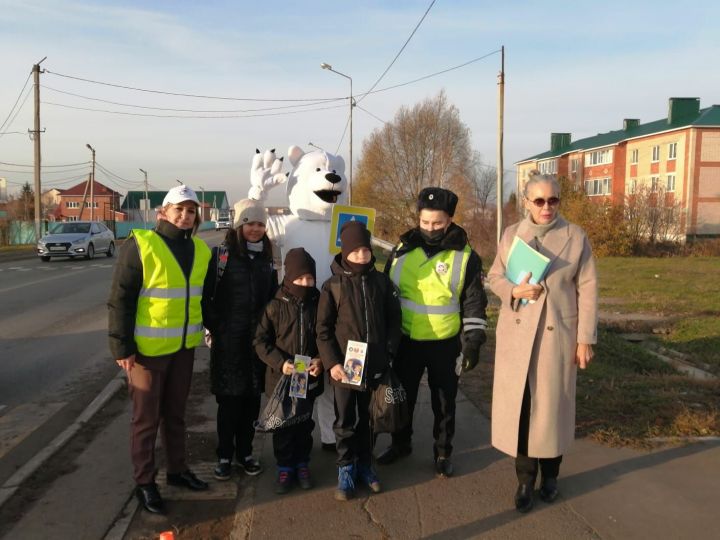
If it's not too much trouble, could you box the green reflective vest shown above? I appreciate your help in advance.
[390,244,471,340]
[132,229,211,356]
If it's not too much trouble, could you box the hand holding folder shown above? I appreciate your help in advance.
[505,236,551,304]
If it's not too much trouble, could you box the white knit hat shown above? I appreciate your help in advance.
[233,199,266,227]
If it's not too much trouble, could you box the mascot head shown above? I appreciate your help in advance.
[286,145,348,220]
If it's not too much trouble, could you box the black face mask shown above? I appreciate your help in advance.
[420,228,445,246]
[284,282,314,301]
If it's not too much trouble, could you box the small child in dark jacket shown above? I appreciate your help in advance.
[316,221,402,501]
[254,248,324,494]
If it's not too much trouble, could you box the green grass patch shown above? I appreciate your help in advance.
[460,307,720,449]
[597,256,720,375]
[663,316,720,375]
[597,256,720,314]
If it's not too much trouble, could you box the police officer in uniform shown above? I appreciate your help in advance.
[377,187,488,477]
[108,185,212,514]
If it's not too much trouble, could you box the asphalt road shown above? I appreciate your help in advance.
[0,229,225,487]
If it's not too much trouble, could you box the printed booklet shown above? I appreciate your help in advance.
[343,340,367,386]
[289,354,310,399]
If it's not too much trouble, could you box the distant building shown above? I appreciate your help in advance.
[56,180,125,222]
[121,189,230,223]
[516,97,720,240]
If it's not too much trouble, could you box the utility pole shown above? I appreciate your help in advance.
[496,45,505,245]
[31,57,47,241]
[139,168,149,224]
[86,144,96,221]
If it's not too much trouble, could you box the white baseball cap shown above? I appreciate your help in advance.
[162,184,200,206]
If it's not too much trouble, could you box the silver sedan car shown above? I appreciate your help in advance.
[37,221,116,261]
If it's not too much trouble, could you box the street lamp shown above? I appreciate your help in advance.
[139,168,149,224]
[86,144,96,221]
[320,62,353,204]
[198,185,206,220]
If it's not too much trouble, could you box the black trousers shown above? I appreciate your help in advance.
[516,377,562,484]
[391,335,461,459]
[273,418,315,468]
[333,385,372,467]
[215,394,261,461]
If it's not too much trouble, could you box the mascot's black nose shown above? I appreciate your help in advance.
[325,173,341,184]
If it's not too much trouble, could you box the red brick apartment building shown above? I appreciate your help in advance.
[56,179,124,222]
[516,98,720,240]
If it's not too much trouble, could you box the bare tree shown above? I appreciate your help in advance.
[354,91,474,240]
[624,184,683,247]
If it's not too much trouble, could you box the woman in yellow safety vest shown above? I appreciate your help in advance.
[108,184,211,515]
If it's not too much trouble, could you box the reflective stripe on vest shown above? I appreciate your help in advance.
[390,244,471,340]
[132,229,211,356]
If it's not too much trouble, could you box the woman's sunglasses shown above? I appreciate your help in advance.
[528,197,560,208]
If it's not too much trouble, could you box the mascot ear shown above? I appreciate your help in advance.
[288,145,305,167]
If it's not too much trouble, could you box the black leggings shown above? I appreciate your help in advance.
[215,394,261,461]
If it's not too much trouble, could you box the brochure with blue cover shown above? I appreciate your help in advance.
[505,236,551,303]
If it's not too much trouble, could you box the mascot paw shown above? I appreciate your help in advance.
[249,148,288,200]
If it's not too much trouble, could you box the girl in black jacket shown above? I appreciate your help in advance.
[316,221,402,501]
[201,199,277,481]
[254,248,324,494]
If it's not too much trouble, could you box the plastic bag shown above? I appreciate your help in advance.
[255,375,314,432]
[369,367,410,434]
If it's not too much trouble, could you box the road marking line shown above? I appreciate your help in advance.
[0,266,100,294]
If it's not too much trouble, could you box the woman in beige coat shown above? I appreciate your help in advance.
[487,172,597,513]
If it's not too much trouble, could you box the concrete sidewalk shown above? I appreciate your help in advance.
[6,346,717,539]
[118,349,719,539]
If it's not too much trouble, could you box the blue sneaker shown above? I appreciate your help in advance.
[296,463,313,490]
[334,464,356,501]
[275,467,294,494]
[357,462,381,493]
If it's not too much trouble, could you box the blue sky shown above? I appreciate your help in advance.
[1,0,718,205]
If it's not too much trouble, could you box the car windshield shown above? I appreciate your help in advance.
[49,223,91,234]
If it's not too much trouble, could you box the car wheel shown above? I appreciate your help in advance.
[106,242,115,258]
[86,243,95,260]
[41,256,50,262]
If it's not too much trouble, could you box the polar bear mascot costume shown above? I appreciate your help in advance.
[248,146,347,448]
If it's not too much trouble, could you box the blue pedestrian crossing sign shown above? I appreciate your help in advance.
[329,204,377,255]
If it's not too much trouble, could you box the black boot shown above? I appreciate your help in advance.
[135,483,166,514]
[376,445,411,465]
[539,477,559,503]
[514,482,534,513]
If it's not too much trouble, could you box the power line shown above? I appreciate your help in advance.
[96,162,148,187]
[0,70,32,136]
[0,160,91,168]
[1,84,34,138]
[0,165,91,175]
[45,69,344,102]
[367,50,502,97]
[355,105,387,124]
[41,84,345,113]
[356,0,436,104]
[335,112,352,154]
[42,100,347,119]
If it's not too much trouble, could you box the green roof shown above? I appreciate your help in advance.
[517,103,720,164]
[121,190,229,210]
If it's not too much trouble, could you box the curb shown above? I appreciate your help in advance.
[0,371,126,509]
